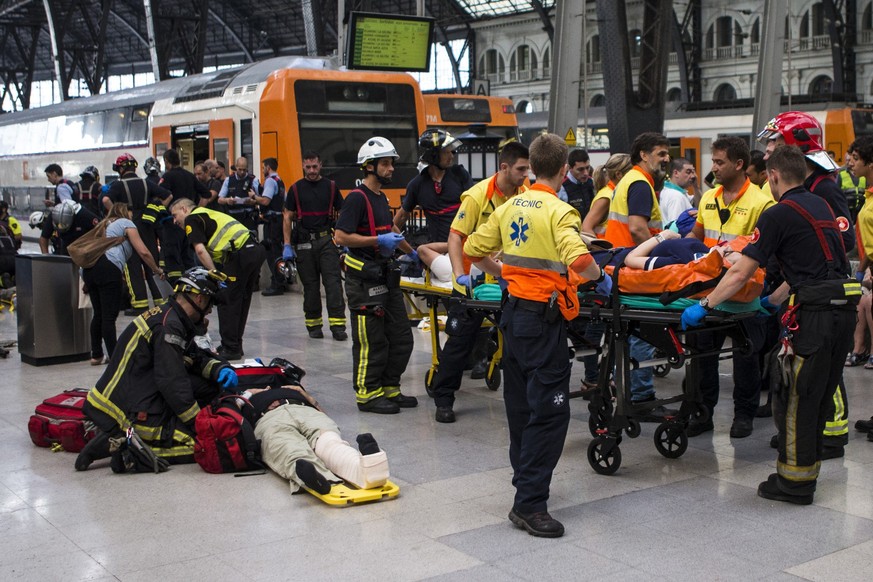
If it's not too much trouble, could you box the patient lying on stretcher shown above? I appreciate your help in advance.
[623,230,743,271]
[415,242,503,286]
[245,385,389,494]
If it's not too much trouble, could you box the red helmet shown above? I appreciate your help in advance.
[112,153,138,173]
[756,111,838,171]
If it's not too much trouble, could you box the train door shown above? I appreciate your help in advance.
[153,126,171,159]
[172,124,209,171]
[678,137,702,176]
[209,119,234,171]
[261,131,279,178]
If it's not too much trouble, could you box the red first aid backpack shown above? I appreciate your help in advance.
[28,389,96,452]
[193,395,263,474]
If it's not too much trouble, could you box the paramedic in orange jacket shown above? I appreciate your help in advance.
[604,133,671,411]
[464,133,608,539]
[687,136,775,439]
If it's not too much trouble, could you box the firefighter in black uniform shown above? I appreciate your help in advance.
[282,151,347,339]
[253,157,287,297]
[77,166,103,218]
[77,267,239,472]
[170,198,266,361]
[334,137,417,414]
[218,157,260,233]
[758,112,854,457]
[393,129,472,243]
[102,153,172,313]
[682,145,860,505]
[159,149,206,282]
[38,200,99,255]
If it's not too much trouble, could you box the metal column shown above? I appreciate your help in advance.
[548,0,584,144]
[751,0,787,145]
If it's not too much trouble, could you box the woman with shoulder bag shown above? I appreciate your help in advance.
[83,202,164,364]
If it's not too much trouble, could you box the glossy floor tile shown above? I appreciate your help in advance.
[1,275,872,581]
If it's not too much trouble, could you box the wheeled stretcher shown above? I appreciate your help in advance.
[576,253,762,475]
[400,271,503,392]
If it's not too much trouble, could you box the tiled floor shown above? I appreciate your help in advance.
[2,279,873,581]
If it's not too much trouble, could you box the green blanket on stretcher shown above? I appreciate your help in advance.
[615,295,765,314]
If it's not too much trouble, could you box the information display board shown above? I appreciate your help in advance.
[346,12,434,72]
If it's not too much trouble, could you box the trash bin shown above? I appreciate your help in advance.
[16,254,91,365]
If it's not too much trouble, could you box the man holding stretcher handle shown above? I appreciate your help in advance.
[681,145,860,505]
[463,133,611,538]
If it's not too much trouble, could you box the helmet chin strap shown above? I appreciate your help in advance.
[180,292,210,321]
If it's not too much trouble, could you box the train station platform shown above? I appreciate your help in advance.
[1,263,872,580]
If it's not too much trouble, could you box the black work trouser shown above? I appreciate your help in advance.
[216,243,266,353]
[124,223,161,309]
[159,222,195,282]
[731,315,773,420]
[694,330,727,417]
[296,235,346,331]
[82,256,123,359]
[263,218,284,289]
[433,294,486,408]
[500,300,571,514]
[774,306,854,496]
[345,275,413,404]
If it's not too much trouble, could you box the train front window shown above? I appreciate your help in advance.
[852,109,873,138]
[438,98,492,123]
[295,80,419,189]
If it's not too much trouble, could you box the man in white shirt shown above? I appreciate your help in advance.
[659,158,697,224]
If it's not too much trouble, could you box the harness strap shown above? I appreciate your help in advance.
[780,198,844,279]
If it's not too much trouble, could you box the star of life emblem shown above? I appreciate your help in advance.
[553,392,566,407]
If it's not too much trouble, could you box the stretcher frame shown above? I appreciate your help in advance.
[401,271,504,392]
[303,479,400,506]
[576,265,757,475]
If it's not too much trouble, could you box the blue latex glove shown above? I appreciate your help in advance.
[759,295,778,314]
[680,303,707,330]
[101,184,110,194]
[456,274,471,288]
[376,232,405,256]
[406,250,419,264]
[595,273,613,296]
[282,243,296,261]
[857,271,866,282]
[496,276,509,292]
[217,367,238,390]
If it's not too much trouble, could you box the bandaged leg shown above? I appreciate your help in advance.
[314,431,389,489]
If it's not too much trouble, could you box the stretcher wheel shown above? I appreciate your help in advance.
[485,367,501,391]
[587,438,621,475]
[626,418,641,438]
[653,423,688,459]
[588,413,605,437]
[653,364,670,378]
[424,368,437,398]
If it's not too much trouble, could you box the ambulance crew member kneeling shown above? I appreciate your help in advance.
[334,137,417,415]
[463,133,611,538]
[681,145,860,505]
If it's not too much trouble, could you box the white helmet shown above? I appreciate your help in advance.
[29,211,45,230]
[357,137,400,168]
[51,200,80,232]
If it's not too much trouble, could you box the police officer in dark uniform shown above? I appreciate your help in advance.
[102,153,172,313]
[334,137,417,414]
[218,157,260,233]
[682,145,860,505]
[37,200,98,255]
[393,129,472,243]
[159,149,206,282]
[170,198,266,361]
[282,151,347,338]
[560,148,595,219]
[252,157,286,296]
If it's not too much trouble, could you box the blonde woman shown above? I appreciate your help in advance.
[583,153,633,237]
[82,202,164,364]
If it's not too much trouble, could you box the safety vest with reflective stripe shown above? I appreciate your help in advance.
[464,183,589,310]
[856,189,873,261]
[190,207,250,263]
[605,167,662,247]
[839,169,866,193]
[589,182,614,236]
[696,178,774,247]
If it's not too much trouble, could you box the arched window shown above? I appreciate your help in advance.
[666,88,682,103]
[479,49,505,83]
[542,46,551,76]
[714,83,737,101]
[862,2,873,42]
[587,35,601,63]
[809,75,833,96]
[800,3,826,44]
[590,94,606,107]
[509,45,537,82]
[516,100,533,113]
[751,18,760,44]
